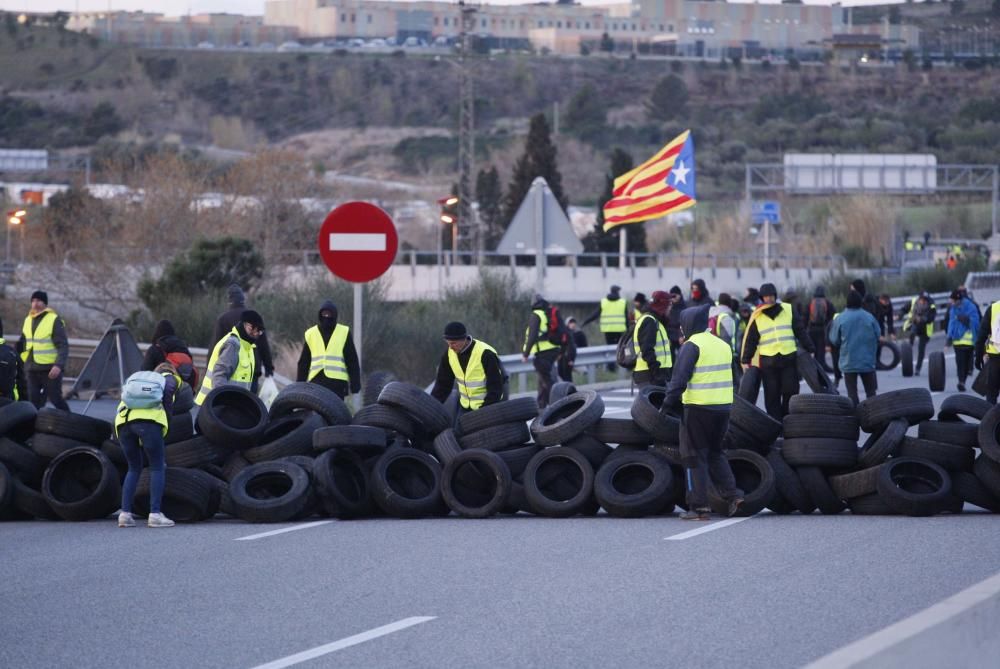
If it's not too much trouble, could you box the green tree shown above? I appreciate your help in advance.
[475,166,503,250]
[44,187,107,252]
[584,148,646,255]
[138,237,264,310]
[600,32,614,52]
[500,113,569,231]
[563,83,608,145]
[646,74,689,122]
[83,102,125,142]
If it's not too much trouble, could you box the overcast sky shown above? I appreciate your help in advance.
[0,0,903,16]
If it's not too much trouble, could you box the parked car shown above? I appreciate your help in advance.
[196,41,215,49]
[278,41,303,51]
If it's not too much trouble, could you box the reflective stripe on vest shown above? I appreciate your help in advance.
[195,328,256,405]
[304,323,350,382]
[524,309,558,354]
[903,296,934,338]
[989,301,1000,355]
[448,339,497,410]
[599,298,628,333]
[21,310,59,365]
[114,372,174,437]
[682,331,734,406]
[633,313,672,372]
[756,304,797,357]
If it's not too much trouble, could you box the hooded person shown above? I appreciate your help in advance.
[662,305,743,520]
[431,321,505,413]
[828,290,881,406]
[665,285,687,356]
[806,286,835,373]
[0,316,27,401]
[708,292,737,347]
[522,293,561,408]
[213,284,274,385]
[582,285,629,371]
[142,319,198,387]
[688,278,713,307]
[196,309,264,405]
[947,288,980,392]
[296,300,361,400]
[632,290,673,388]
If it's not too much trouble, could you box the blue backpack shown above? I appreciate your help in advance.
[121,371,166,410]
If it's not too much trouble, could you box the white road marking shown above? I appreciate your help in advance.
[234,520,334,541]
[664,516,752,541]
[329,233,386,251]
[250,616,436,669]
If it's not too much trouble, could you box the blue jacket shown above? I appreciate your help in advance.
[828,308,881,373]
[947,297,980,345]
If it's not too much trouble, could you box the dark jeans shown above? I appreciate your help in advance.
[844,371,877,407]
[119,420,166,514]
[533,349,560,409]
[831,346,841,382]
[760,359,799,421]
[954,345,973,385]
[557,353,575,383]
[910,333,929,372]
[603,332,621,371]
[680,405,742,509]
[808,327,832,372]
[633,367,669,389]
[26,369,69,411]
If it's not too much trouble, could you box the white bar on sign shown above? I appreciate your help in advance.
[329,233,386,252]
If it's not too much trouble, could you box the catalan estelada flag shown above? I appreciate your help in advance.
[602,130,696,231]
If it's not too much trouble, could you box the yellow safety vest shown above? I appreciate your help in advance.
[633,313,672,373]
[195,327,256,405]
[21,310,59,365]
[988,301,1000,355]
[448,339,497,410]
[755,303,797,357]
[114,371,177,437]
[903,297,934,338]
[953,307,974,347]
[304,323,350,382]
[599,298,628,334]
[0,337,19,400]
[714,310,737,353]
[682,331,734,406]
[524,309,558,354]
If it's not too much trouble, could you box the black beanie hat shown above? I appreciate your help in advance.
[240,310,265,330]
[31,290,48,304]
[759,283,777,297]
[443,321,468,340]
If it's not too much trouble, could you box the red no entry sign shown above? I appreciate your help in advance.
[317,201,398,283]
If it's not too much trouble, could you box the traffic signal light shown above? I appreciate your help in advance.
[439,195,459,225]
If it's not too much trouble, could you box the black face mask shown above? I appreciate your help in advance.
[320,316,336,329]
[239,325,258,343]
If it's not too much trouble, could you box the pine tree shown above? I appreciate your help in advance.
[563,83,608,145]
[647,74,689,122]
[584,148,646,255]
[500,113,568,231]
[475,166,503,249]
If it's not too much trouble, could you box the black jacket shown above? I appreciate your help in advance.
[635,307,668,372]
[16,310,69,372]
[740,301,814,365]
[430,338,505,406]
[295,300,361,394]
[142,334,192,372]
[523,298,552,357]
[976,303,996,360]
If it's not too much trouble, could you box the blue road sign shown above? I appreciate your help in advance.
[751,201,780,226]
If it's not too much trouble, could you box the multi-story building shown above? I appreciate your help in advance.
[68,11,299,47]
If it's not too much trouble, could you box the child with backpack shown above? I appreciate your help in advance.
[115,362,179,528]
[142,320,199,389]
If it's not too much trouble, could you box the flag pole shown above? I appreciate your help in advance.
[619,226,627,269]
[688,213,697,281]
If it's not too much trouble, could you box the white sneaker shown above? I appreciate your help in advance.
[147,512,175,528]
[118,511,135,528]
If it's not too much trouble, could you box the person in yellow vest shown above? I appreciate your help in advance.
[740,282,814,421]
[15,290,70,411]
[975,298,1000,403]
[902,292,936,375]
[295,301,360,400]
[521,294,561,409]
[633,290,673,388]
[115,363,180,528]
[0,316,26,401]
[581,285,629,371]
[947,289,979,392]
[661,305,743,521]
[195,310,264,406]
[431,321,505,413]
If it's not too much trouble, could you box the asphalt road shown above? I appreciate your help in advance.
[4,333,998,668]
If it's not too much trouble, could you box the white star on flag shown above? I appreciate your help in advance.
[671,160,690,185]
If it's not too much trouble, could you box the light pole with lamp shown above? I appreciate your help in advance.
[5,209,26,265]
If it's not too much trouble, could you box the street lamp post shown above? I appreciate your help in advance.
[6,209,26,264]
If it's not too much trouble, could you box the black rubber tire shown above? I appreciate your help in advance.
[244,411,325,463]
[441,449,512,518]
[362,371,397,408]
[858,419,907,469]
[630,387,681,443]
[939,394,992,422]
[877,457,952,517]
[848,493,897,515]
[917,420,979,448]
[797,350,835,395]
[229,461,312,523]
[183,467,226,519]
[369,448,446,518]
[377,381,451,436]
[951,471,1000,513]
[523,447,595,517]
[13,477,58,519]
[767,448,815,514]
[164,411,195,445]
[899,437,974,472]
[900,340,913,377]
[594,450,674,518]
[0,437,46,485]
[549,381,577,404]
[927,351,946,392]
[857,388,934,433]
[707,449,776,517]
[0,461,15,517]
[563,434,613,470]
[974,454,1000,499]
[40,446,121,521]
[165,436,231,469]
[431,429,461,466]
[723,421,773,456]
[456,397,539,436]
[737,366,761,402]
[788,393,855,416]
[352,404,417,439]
[269,382,352,426]
[585,418,654,446]
[976,404,1000,464]
[530,391,604,447]
[495,444,541,478]
[134,467,212,522]
[221,451,252,483]
[0,401,38,441]
[782,414,860,441]
[796,466,846,514]
[781,438,858,469]
[31,433,88,461]
[829,464,882,501]
[875,340,901,371]
[312,448,371,519]
[730,396,783,447]
[458,422,530,452]
[313,425,387,458]
[196,386,269,448]
[34,408,112,446]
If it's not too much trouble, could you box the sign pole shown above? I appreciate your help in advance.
[353,282,363,410]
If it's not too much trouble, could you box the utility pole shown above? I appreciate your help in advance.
[457,2,477,260]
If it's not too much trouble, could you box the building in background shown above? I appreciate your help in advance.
[68,11,299,47]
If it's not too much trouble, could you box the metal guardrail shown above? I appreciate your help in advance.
[889,291,952,331]
[498,344,620,395]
